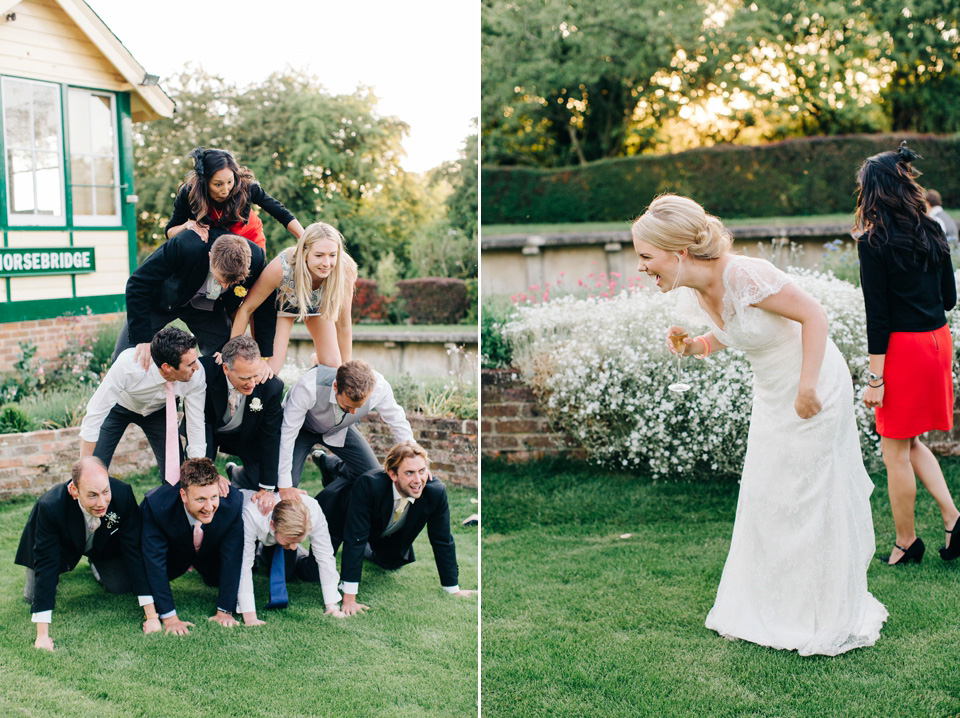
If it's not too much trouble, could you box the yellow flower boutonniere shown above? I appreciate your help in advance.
[234,286,247,298]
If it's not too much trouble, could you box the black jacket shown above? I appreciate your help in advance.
[317,470,459,587]
[140,482,243,616]
[15,478,150,613]
[164,183,296,236]
[198,354,283,488]
[124,231,277,356]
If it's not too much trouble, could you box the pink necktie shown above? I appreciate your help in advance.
[193,521,203,553]
[165,381,180,486]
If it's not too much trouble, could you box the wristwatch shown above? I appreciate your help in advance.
[868,371,883,382]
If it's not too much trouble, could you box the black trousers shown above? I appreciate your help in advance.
[94,405,180,483]
[290,425,379,488]
[111,303,231,363]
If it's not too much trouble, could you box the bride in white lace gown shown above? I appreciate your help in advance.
[632,195,887,656]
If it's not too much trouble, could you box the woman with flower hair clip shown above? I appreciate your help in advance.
[856,142,960,567]
[633,193,886,656]
[165,147,304,250]
[229,221,358,375]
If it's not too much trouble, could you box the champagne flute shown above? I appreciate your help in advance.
[668,331,691,393]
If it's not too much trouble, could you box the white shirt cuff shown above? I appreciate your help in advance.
[159,610,177,620]
[236,592,255,614]
[340,581,359,596]
[31,610,52,623]
[442,585,460,594]
[321,583,342,607]
[137,595,154,607]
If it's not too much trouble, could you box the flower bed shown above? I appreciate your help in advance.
[502,268,960,479]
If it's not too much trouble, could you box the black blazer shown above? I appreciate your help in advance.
[15,478,150,614]
[317,470,459,587]
[140,482,243,616]
[124,230,277,356]
[164,183,296,237]
[198,354,283,488]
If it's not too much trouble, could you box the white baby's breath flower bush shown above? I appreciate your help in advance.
[504,267,960,479]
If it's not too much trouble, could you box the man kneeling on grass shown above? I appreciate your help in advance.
[316,441,477,616]
[15,457,160,651]
[237,491,347,624]
[140,457,243,635]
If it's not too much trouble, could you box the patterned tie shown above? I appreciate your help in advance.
[164,382,180,485]
[265,544,289,609]
[393,497,409,524]
[88,517,101,534]
[227,389,239,419]
[193,521,203,553]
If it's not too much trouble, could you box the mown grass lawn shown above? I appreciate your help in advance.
[482,456,960,718]
[0,460,478,718]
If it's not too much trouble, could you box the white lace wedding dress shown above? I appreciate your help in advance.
[682,255,887,656]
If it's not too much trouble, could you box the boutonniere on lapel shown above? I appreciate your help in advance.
[104,512,120,529]
[249,397,263,412]
[233,285,247,298]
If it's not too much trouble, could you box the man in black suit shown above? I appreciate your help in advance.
[196,335,283,514]
[113,231,276,368]
[316,441,475,616]
[15,457,159,651]
[140,457,243,635]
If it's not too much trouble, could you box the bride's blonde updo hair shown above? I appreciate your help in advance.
[631,194,732,260]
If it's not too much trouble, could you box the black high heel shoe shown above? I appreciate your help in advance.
[878,537,925,565]
[939,518,960,561]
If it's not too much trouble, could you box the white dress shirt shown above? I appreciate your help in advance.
[79,347,206,458]
[32,503,154,623]
[276,371,413,489]
[236,491,341,613]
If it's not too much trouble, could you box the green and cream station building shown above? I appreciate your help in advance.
[0,0,172,364]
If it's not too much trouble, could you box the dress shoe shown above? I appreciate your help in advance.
[311,449,336,487]
[225,461,237,484]
[939,517,960,561]
[878,537,925,566]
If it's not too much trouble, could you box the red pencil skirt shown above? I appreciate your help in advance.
[875,323,955,439]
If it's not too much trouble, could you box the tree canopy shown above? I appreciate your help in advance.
[482,0,960,167]
[134,66,477,279]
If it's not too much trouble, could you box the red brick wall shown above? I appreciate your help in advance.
[481,369,584,462]
[0,313,123,368]
[0,414,477,500]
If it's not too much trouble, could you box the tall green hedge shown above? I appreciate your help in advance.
[481,134,960,225]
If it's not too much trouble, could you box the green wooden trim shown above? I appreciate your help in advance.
[69,231,77,297]
[117,92,137,275]
[0,294,125,323]
[0,79,6,227]
[61,84,73,228]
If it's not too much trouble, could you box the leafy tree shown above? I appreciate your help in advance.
[482,0,707,167]
[132,66,442,278]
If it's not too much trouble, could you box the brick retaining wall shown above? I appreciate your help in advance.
[0,413,477,500]
[481,369,960,465]
[0,313,123,368]
[480,368,585,462]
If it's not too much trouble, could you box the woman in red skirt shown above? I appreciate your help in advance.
[857,142,960,566]
[165,147,303,251]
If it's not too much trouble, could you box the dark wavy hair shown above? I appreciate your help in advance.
[854,141,948,270]
[181,147,256,226]
[150,326,197,370]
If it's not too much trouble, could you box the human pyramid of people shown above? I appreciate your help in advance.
[15,147,475,651]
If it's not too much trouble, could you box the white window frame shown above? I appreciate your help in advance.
[1,76,66,227]
[68,88,122,227]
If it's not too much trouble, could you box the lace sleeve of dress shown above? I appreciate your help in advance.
[725,256,791,317]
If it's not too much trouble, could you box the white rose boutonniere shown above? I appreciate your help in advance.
[249,397,263,412]
[105,512,120,529]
